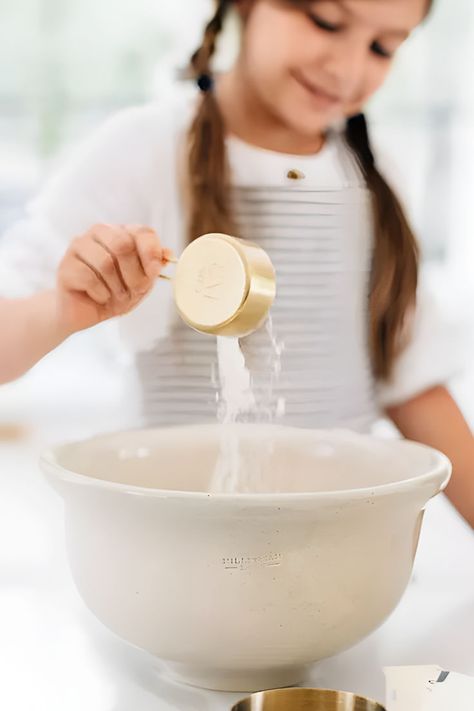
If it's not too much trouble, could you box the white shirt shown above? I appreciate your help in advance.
[0,83,463,430]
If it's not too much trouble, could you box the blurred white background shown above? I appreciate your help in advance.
[0,0,473,438]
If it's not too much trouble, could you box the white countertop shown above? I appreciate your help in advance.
[1,420,473,711]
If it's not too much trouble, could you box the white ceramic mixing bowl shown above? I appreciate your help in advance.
[40,424,451,692]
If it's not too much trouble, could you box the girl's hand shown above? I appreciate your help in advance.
[56,223,173,334]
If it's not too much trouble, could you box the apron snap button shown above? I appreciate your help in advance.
[287,169,306,180]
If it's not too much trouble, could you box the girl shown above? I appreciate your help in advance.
[0,0,473,525]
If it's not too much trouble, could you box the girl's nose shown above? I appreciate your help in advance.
[318,40,368,100]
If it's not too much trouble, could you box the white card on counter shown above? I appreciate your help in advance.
[423,670,474,710]
[384,665,441,710]
[384,666,474,710]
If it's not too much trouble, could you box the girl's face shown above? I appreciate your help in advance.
[236,0,428,135]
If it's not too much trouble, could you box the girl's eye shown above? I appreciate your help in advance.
[307,12,341,33]
[307,11,395,60]
[371,41,393,59]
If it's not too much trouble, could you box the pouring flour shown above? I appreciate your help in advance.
[210,317,285,494]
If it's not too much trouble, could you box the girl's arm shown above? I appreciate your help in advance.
[387,386,474,528]
[0,224,169,386]
[0,291,69,385]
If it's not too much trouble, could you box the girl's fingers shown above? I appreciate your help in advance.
[162,247,176,264]
[60,257,111,305]
[127,225,166,279]
[72,238,128,301]
[91,224,150,294]
[61,224,173,316]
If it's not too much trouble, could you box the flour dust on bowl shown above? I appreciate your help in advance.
[40,424,451,693]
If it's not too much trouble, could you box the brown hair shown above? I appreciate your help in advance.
[186,0,419,380]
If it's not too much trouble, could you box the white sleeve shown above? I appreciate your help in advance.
[377,277,469,408]
[0,106,152,299]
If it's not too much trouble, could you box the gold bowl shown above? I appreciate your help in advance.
[231,688,386,710]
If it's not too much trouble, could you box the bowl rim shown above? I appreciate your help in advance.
[39,424,452,504]
[231,686,386,711]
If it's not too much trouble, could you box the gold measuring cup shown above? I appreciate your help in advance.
[160,233,276,337]
[231,688,386,711]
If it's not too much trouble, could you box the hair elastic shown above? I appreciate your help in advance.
[197,73,214,93]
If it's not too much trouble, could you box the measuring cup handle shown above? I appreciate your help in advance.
[158,257,178,281]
